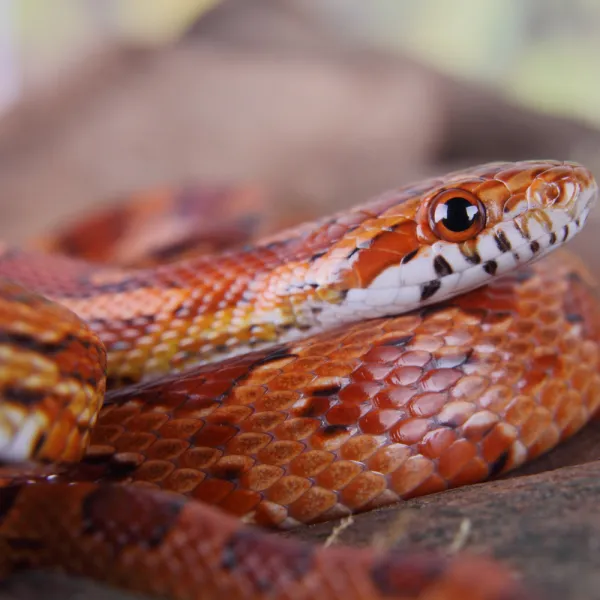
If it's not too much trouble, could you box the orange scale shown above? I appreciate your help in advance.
[450,375,489,401]
[256,391,299,412]
[315,460,363,490]
[390,455,435,497]
[367,443,411,474]
[132,459,175,483]
[291,396,333,419]
[407,335,444,353]
[274,417,321,442]
[325,403,362,426]
[404,473,447,499]
[145,438,190,461]
[409,392,448,418]
[339,434,381,461]
[157,418,203,440]
[192,379,234,399]
[419,369,462,393]
[240,464,284,492]
[162,467,205,494]
[503,395,536,427]
[583,377,600,412]
[342,328,382,346]
[339,471,388,510]
[289,449,335,477]
[560,406,588,440]
[243,411,286,433]
[390,417,431,445]
[353,362,393,383]
[265,474,312,506]
[329,344,371,361]
[225,431,272,456]
[173,396,218,419]
[305,376,347,393]
[256,440,305,466]
[444,328,475,346]
[415,320,452,336]
[447,457,489,487]
[571,365,594,393]
[528,425,561,459]
[310,427,353,452]
[206,405,253,426]
[397,350,431,367]
[360,409,406,435]
[437,439,478,480]
[314,361,359,377]
[114,431,157,453]
[286,356,324,372]
[481,422,517,465]
[91,424,124,445]
[229,384,267,406]
[539,380,568,414]
[373,387,415,409]
[217,488,262,518]
[179,446,221,470]
[477,385,513,412]
[361,345,405,364]
[462,411,500,442]
[192,423,238,448]
[288,486,338,524]
[519,408,553,448]
[417,427,457,460]
[192,477,235,505]
[268,371,317,392]
[125,412,170,433]
[300,343,343,360]
[386,365,423,386]
[538,327,560,346]
[382,314,422,333]
[338,381,382,404]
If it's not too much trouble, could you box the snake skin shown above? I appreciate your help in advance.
[0,160,598,599]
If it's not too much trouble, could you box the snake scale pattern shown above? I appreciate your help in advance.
[0,160,598,599]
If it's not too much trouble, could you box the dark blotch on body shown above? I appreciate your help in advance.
[371,551,446,596]
[220,529,314,592]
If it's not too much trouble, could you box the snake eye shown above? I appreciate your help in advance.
[429,188,486,242]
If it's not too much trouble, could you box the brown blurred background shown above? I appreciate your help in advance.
[2,2,600,599]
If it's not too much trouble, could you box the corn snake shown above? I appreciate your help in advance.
[0,159,598,599]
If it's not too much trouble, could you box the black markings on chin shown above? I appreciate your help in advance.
[420,280,441,302]
[548,232,557,245]
[483,261,498,276]
[562,225,569,242]
[530,241,540,254]
[401,248,419,264]
[459,246,481,265]
[433,255,453,277]
[494,230,512,253]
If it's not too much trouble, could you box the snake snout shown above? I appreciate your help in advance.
[529,162,598,219]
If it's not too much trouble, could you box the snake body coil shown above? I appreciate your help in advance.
[0,160,598,599]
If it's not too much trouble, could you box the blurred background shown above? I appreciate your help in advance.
[0,0,599,268]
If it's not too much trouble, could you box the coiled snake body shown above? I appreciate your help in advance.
[0,160,598,599]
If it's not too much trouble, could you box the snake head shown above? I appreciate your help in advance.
[305,160,597,325]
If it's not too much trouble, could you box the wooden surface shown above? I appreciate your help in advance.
[2,1,600,598]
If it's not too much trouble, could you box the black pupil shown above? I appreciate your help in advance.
[435,197,479,232]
